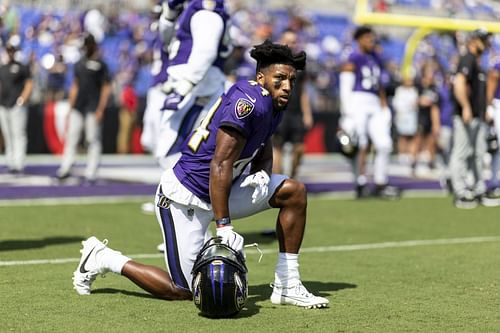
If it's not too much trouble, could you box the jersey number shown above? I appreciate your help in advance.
[187,97,222,152]
[361,65,380,90]
[248,80,269,96]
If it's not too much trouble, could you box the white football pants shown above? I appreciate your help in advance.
[349,92,393,184]
[140,85,165,154]
[155,89,224,170]
[58,110,101,180]
[0,105,27,171]
[155,169,288,290]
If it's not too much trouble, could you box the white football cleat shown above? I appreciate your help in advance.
[72,236,110,295]
[270,282,329,309]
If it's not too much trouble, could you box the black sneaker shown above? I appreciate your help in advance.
[356,184,371,199]
[445,178,453,194]
[453,196,478,209]
[373,184,401,200]
[55,172,70,181]
[8,168,24,176]
[478,188,500,207]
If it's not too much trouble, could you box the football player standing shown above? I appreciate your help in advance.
[0,38,32,174]
[73,40,329,309]
[140,0,232,249]
[450,29,500,208]
[339,26,400,199]
[55,33,112,183]
[153,0,232,169]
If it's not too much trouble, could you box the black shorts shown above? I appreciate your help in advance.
[417,111,432,135]
[273,113,306,146]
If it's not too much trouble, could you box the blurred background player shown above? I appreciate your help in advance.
[437,72,455,193]
[139,1,175,214]
[141,0,232,250]
[392,73,418,168]
[450,29,500,208]
[272,29,313,179]
[140,1,177,156]
[411,63,441,175]
[154,0,232,169]
[0,37,33,175]
[56,33,112,183]
[339,25,400,199]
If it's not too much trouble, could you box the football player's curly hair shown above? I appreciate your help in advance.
[250,39,306,72]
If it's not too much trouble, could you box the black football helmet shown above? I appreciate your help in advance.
[191,237,248,318]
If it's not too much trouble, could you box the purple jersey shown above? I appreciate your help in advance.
[173,80,281,203]
[169,0,230,71]
[348,50,383,95]
[494,61,500,100]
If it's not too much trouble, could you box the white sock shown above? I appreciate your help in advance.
[98,248,131,274]
[274,252,300,288]
[357,175,367,186]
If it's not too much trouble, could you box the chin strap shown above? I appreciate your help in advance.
[244,243,263,263]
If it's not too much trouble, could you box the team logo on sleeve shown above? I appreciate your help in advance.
[235,98,254,119]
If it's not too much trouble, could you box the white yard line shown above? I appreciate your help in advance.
[0,189,448,207]
[2,235,500,267]
[0,196,154,207]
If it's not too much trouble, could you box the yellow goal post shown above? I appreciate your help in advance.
[353,0,500,76]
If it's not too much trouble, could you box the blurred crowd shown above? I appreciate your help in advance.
[0,1,499,186]
[374,0,500,19]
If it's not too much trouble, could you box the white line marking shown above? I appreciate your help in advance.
[0,196,154,207]
[2,236,500,267]
[0,189,448,207]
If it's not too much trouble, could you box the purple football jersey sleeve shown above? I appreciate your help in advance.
[173,80,280,203]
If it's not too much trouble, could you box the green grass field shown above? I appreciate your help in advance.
[1,196,500,332]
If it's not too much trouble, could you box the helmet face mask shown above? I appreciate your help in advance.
[191,237,248,318]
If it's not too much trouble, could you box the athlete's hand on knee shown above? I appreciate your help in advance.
[240,170,270,204]
[216,225,244,253]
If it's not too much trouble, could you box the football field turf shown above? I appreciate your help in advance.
[1,196,500,332]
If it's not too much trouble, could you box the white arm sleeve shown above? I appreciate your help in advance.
[182,10,224,85]
[339,71,355,116]
[158,16,176,46]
